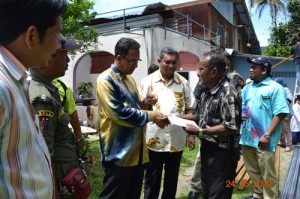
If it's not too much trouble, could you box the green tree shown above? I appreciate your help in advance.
[264,22,291,57]
[249,0,286,26]
[264,0,300,56]
[62,0,99,53]
[287,0,300,39]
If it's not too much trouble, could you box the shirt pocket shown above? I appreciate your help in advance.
[260,95,272,111]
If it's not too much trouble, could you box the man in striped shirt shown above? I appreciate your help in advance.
[0,0,67,198]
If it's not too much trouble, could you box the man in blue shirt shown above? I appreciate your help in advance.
[240,57,289,199]
[96,37,166,199]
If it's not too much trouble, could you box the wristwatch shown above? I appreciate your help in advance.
[198,128,204,139]
[264,134,271,140]
[77,135,85,142]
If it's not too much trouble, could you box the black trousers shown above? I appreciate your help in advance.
[144,150,183,199]
[201,141,239,199]
[99,162,145,199]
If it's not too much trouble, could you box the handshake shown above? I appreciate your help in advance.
[153,112,169,128]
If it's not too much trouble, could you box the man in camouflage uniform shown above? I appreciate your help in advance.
[29,35,84,195]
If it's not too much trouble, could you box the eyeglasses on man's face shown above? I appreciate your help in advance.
[121,56,142,65]
[197,66,208,72]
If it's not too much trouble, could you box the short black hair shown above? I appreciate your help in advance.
[0,0,67,45]
[148,64,159,74]
[115,37,140,57]
[159,47,178,59]
[202,51,226,73]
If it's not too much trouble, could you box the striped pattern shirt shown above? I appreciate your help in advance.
[96,65,155,167]
[0,45,54,199]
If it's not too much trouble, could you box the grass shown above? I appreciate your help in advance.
[84,138,199,199]
[84,139,103,199]
[84,137,292,199]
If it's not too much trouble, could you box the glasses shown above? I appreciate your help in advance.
[163,60,178,65]
[197,67,207,72]
[121,56,142,65]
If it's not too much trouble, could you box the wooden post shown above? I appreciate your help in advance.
[271,55,293,69]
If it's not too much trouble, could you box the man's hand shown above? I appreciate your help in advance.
[145,93,158,106]
[77,138,86,150]
[153,111,168,128]
[258,135,270,151]
[185,123,201,136]
[187,135,196,151]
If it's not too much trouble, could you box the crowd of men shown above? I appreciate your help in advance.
[0,1,296,199]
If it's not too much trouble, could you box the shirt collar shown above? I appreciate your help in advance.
[152,70,182,84]
[209,75,229,95]
[29,69,58,93]
[253,77,271,87]
[111,65,127,80]
[0,45,28,81]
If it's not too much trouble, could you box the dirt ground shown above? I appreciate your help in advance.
[175,146,294,198]
[87,134,294,198]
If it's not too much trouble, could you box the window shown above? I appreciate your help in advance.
[271,71,296,78]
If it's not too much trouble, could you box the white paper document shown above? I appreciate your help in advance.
[168,115,198,127]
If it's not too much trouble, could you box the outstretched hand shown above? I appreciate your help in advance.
[185,123,200,135]
[153,112,169,128]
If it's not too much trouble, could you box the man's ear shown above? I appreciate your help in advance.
[116,54,122,62]
[261,67,268,75]
[25,26,39,49]
[210,67,217,75]
[157,58,161,64]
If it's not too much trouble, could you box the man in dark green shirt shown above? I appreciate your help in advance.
[29,35,84,196]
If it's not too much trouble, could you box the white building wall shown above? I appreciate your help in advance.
[64,28,211,99]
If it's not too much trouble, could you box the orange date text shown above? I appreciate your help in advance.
[226,180,273,189]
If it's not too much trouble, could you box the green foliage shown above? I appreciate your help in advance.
[264,0,300,56]
[62,0,99,54]
[77,82,94,96]
[287,0,300,40]
[249,0,287,26]
[263,23,291,57]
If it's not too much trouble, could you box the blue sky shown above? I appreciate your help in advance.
[93,0,288,46]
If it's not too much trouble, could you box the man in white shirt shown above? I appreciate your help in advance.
[140,47,195,199]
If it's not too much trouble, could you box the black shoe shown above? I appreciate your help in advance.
[188,191,199,199]
[242,196,258,199]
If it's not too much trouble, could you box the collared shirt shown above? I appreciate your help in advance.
[197,76,241,149]
[283,87,293,115]
[96,65,155,167]
[52,78,77,115]
[240,77,289,152]
[140,70,195,152]
[291,103,300,132]
[29,70,78,181]
[0,45,54,198]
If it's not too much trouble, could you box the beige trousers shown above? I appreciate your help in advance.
[242,145,278,199]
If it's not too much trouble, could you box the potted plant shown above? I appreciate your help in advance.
[77,82,94,98]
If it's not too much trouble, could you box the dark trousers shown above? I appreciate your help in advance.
[99,162,145,199]
[201,141,239,199]
[144,150,183,199]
